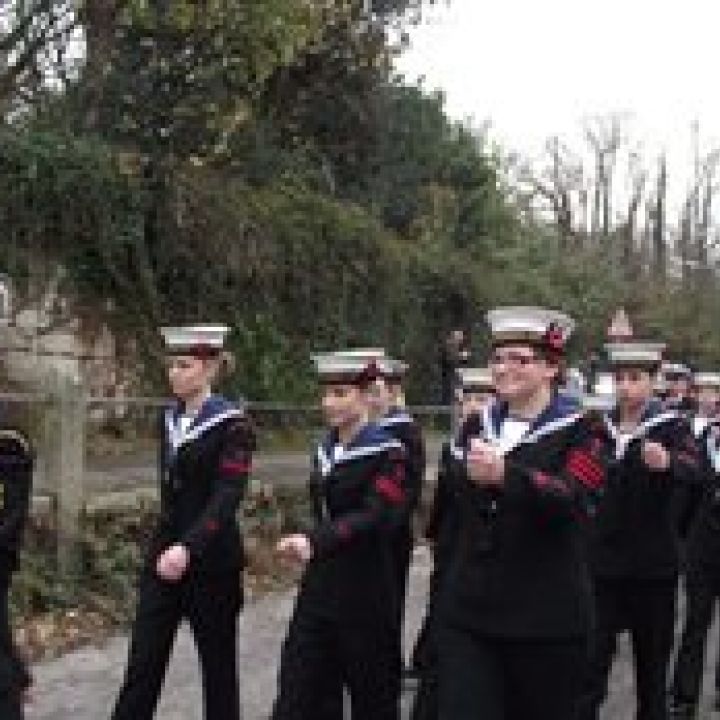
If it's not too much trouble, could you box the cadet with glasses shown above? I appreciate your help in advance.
[437,307,610,720]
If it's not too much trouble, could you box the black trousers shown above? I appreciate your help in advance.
[0,693,22,720]
[111,570,242,720]
[395,525,413,647]
[669,567,720,708]
[409,551,449,720]
[0,573,24,720]
[271,590,401,720]
[410,619,439,720]
[437,624,586,720]
[580,577,677,720]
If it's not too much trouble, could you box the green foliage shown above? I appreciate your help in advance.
[7,0,720,405]
[96,0,325,162]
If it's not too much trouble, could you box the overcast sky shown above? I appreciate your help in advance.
[396,0,720,210]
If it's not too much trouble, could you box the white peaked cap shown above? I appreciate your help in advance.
[694,372,720,389]
[339,348,387,361]
[485,306,575,348]
[160,324,230,352]
[662,362,693,379]
[457,367,494,390]
[605,341,666,368]
[312,349,383,383]
[330,348,406,378]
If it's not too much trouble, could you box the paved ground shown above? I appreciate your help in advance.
[24,544,720,720]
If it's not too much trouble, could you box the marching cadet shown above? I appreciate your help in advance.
[342,350,423,620]
[662,362,696,414]
[271,351,408,720]
[384,358,410,411]
[663,362,700,544]
[580,341,701,720]
[436,307,610,720]
[368,358,426,636]
[0,426,33,720]
[668,371,720,718]
[410,367,494,720]
[111,324,255,720]
[422,366,497,581]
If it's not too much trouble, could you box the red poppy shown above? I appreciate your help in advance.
[544,324,565,352]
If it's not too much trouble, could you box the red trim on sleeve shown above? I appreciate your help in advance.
[566,449,604,490]
[221,460,252,475]
[375,475,405,505]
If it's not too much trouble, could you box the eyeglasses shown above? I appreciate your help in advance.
[489,352,539,368]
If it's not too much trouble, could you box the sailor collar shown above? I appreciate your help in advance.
[692,415,720,441]
[603,400,679,460]
[702,421,720,473]
[378,407,414,428]
[693,415,711,439]
[316,422,402,477]
[450,394,583,460]
[165,395,244,451]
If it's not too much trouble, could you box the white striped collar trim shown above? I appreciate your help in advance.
[451,409,582,459]
[481,405,582,455]
[693,416,711,439]
[705,426,720,473]
[166,408,245,451]
[378,414,414,427]
[316,439,403,476]
[603,410,679,460]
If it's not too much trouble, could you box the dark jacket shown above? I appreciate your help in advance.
[300,422,408,622]
[0,429,33,574]
[0,428,33,697]
[587,401,701,580]
[441,395,610,640]
[378,408,426,515]
[149,395,255,577]
[684,419,720,577]
[425,440,462,571]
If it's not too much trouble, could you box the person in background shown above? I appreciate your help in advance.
[111,324,254,720]
[440,329,471,407]
[580,341,700,720]
[367,357,426,677]
[410,366,494,719]
[385,359,410,410]
[662,362,696,414]
[669,372,720,719]
[662,362,701,552]
[0,425,33,720]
